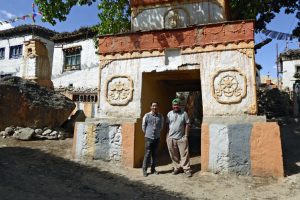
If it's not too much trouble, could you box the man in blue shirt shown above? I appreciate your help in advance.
[166,98,192,177]
[142,102,164,177]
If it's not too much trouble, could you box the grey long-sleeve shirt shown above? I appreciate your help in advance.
[142,111,164,139]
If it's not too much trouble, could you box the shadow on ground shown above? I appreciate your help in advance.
[280,119,300,176]
[0,147,190,200]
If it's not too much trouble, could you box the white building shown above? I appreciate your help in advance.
[51,27,100,118]
[0,25,99,117]
[280,49,300,91]
[0,25,55,78]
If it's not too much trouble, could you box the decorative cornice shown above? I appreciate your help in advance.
[98,20,254,57]
[280,49,300,61]
[0,25,56,39]
[237,48,254,58]
[51,27,97,43]
[55,87,98,93]
[99,41,254,60]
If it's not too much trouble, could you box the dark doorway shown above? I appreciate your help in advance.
[140,69,203,171]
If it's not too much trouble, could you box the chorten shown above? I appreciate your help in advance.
[73,0,284,178]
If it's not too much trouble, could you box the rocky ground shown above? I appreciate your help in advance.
[0,118,300,200]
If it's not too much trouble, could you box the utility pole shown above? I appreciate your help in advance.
[276,43,279,89]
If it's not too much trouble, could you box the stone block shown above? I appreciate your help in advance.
[207,123,252,175]
[201,123,209,172]
[250,122,284,177]
[122,123,135,167]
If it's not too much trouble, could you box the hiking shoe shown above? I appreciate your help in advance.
[143,171,148,177]
[151,169,159,175]
[185,170,192,177]
[172,168,182,175]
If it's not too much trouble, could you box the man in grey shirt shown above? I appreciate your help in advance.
[166,98,192,177]
[142,102,164,177]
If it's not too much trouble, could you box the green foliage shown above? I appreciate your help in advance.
[34,0,130,35]
[257,88,292,118]
[230,0,300,37]
[34,0,96,25]
[35,0,299,38]
[95,0,130,35]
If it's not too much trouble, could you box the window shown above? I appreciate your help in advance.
[0,73,12,79]
[63,46,82,71]
[0,48,5,60]
[9,45,23,59]
[296,66,300,72]
[72,93,98,103]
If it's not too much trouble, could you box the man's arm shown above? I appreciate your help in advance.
[184,123,190,137]
[165,113,170,135]
[160,115,164,132]
[184,112,190,137]
[142,114,148,133]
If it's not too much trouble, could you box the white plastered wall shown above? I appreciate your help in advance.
[52,39,99,89]
[132,1,225,31]
[282,59,300,91]
[0,35,54,77]
[99,49,256,118]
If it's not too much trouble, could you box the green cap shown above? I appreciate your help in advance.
[172,98,180,105]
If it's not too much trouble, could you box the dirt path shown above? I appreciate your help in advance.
[0,120,300,200]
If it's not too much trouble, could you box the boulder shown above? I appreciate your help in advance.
[62,110,86,133]
[0,76,75,130]
[13,127,35,140]
[5,127,14,135]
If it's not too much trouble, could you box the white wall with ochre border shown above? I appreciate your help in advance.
[99,49,256,118]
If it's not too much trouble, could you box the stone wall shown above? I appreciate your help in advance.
[72,122,122,162]
[94,124,122,161]
[201,117,284,177]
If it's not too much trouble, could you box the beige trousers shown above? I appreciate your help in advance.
[166,135,191,171]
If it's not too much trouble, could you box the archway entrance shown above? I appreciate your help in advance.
[139,69,203,171]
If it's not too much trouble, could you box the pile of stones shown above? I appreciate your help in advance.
[257,88,292,118]
[0,126,70,141]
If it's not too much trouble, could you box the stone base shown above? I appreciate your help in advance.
[201,118,284,177]
[72,119,143,168]
[72,122,122,161]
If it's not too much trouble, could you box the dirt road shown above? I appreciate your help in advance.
[0,120,300,200]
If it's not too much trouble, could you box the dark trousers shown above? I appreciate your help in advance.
[142,138,160,172]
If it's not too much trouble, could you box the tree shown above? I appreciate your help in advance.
[35,0,299,37]
[34,0,130,35]
[96,0,130,34]
[230,0,300,37]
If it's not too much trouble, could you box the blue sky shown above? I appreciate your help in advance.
[0,0,299,78]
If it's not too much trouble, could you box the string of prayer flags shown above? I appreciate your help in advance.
[262,29,298,41]
[0,3,42,26]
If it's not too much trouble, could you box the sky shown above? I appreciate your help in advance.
[0,0,299,78]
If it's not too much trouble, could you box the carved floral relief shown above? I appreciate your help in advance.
[106,76,134,106]
[164,8,189,29]
[212,68,247,104]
